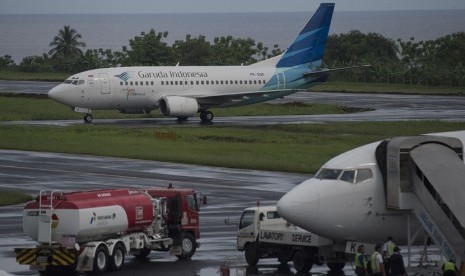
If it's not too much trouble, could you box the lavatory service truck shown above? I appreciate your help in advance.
[15,186,200,274]
[237,206,346,273]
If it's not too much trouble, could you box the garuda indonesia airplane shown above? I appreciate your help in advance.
[48,3,360,123]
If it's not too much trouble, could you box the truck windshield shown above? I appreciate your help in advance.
[239,210,255,229]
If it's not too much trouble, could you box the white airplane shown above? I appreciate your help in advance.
[47,3,362,124]
[277,130,465,267]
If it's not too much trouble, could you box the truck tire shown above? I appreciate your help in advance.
[92,245,109,274]
[134,248,151,259]
[327,262,345,271]
[292,251,312,273]
[176,232,196,259]
[244,243,259,266]
[109,243,125,271]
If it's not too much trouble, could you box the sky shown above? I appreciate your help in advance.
[2,0,465,14]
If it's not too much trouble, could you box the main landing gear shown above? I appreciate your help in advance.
[200,110,214,123]
[83,113,93,124]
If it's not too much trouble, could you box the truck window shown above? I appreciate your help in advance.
[266,211,281,219]
[239,210,255,229]
[187,194,197,210]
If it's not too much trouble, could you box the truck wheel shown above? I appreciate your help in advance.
[176,232,196,259]
[327,262,345,271]
[92,245,109,274]
[292,251,312,273]
[244,243,259,266]
[109,243,125,271]
[134,248,151,259]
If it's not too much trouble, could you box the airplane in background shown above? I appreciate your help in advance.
[48,3,364,124]
[277,130,465,268]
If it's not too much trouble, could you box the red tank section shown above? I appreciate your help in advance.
[24,189,154,233]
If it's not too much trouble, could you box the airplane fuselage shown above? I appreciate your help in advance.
[50,66,278,112]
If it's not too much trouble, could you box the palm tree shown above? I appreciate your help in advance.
[48,25,86,57]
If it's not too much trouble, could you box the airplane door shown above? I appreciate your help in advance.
[276,73,286,90]
[99,73,110,94]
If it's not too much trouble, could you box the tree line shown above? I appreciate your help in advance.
[1,25,464,87]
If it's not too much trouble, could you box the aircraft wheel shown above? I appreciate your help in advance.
[84,113,93,124]
[109,243,125,271]
[92,244,109,274]
[200,111,214,122]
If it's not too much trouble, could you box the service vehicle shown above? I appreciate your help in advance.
[15,186,200,274]
[237,205,346,273]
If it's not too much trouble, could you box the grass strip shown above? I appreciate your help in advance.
[0,189,34,206]
[1,121,463,174]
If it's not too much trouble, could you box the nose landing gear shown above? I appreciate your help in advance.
[83,113,93,124]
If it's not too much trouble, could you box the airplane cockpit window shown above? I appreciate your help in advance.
[340,170,355,183]
[72,80,78,85]
[64,80,72,84]
[78,80,85,85]
[315,169,342,180]
[355,169,373,183]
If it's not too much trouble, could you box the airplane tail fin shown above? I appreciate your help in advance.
[276,3,334,69]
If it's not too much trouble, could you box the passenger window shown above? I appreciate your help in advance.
[356,169,373,183]
[130,81,133,85]
[170,81,174,85]
[151,81,154,85]
[191,81,194,85]
[125,82,128,86]
[239,210,255,229]
[175,81,178,85]
[201,81,204,85]
[266,211,281,219]
[206,81,209,85]
[340,170,355,183]
[161,81,164,85]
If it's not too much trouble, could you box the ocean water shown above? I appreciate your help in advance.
[1,10,465,63]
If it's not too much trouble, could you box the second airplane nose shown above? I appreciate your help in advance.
[277,180,320,229]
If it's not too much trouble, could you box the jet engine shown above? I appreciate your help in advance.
[159,96,199,117]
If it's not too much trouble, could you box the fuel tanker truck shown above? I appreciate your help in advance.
[15,186,200,274]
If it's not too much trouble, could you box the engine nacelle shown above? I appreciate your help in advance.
[159,96,199,117]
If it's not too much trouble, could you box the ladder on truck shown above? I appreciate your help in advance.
[37,190,62,245]
[378,136,465,272]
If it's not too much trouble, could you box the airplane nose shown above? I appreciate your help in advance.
[48,84,67,103]
[277,179,319,229]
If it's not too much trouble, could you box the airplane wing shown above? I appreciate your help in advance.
[191,89,306,109]
[304,64,372,77]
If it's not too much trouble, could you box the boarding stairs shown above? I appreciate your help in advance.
[378,136,465,273]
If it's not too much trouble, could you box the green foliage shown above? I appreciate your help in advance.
[0,55,15,71]
[0,189,33,206]
[3,23,465,88]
